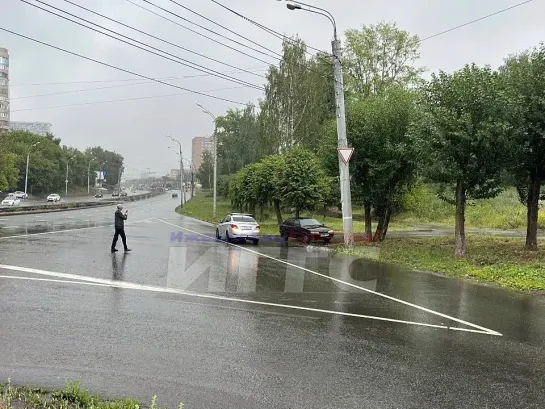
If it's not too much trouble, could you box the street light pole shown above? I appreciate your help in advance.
[87,157,96,194]
[65,157,74,196]
[197,102,217,219]
[167,136,184,208]
[24,141,41,196]
[282,0,354,246]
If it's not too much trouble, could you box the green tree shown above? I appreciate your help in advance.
[258,39,335,155]
[500,43,545,250]
[278,148,329,218]
[197,150,214,189]
[347,87,419,241]
[412,64,512,257]
[0,132,19,191]
[216,104,260,175]
[252,155,287,224]
[344,21,424,97]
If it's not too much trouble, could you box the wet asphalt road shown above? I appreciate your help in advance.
[0,193,544,409]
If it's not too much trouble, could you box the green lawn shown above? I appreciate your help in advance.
[337,236,545,291]
[0,381,184,409]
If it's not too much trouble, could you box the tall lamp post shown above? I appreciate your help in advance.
[196,102,217,219]
[24,141,41,196]
[281,0,354,246]
[87,157,96,194]
[65,156,75,196]
[167,136,184,208]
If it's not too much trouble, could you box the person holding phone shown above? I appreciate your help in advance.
[111,203,131,253]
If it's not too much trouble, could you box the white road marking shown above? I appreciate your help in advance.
[0,218,155,240]
[157,218,502,337]
[0,272,495,335]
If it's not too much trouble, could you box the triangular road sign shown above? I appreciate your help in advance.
[338,147,354,164]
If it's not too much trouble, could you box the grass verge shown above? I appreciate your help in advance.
[176,192,415,235]
[0,380,184,409]
[336,236,545,291]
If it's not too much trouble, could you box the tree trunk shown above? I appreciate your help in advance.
[379,207,392,242]
[249,203,256,217]
[454,179,467,258]
[525,170,541,250]
[273,199,283,226]
[364,202,372,242]
[260,204,264,221]
[373,206,385,242]
[295,207,300,218]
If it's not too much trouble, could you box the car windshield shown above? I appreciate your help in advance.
[299,219,323,227]
[232,215,256,223]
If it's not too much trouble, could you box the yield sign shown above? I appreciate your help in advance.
[338,147,354,165]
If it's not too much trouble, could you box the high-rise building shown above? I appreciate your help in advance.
[192,136,213,171]
[9,121,52,136]
[0,48,9,132]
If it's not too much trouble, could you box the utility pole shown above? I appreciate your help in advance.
[167,135,184,208]
[87,157,96,194]
[65,156,74,196]
[282,0,354,246]
[196,103,217,219]
[24,141,41,196]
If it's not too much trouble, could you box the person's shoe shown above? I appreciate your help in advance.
[111,248,118,252]
[124,248,131,252]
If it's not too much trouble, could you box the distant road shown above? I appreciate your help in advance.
[10,190,149,207]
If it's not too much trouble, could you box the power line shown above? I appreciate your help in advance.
[135,0,280,63]
[21,0,265,91]
[0,27,248,105]
[419,0,535,42]
[61,0,266,80]
[125,0,276,67]
[166,0,284,60]
[10,86,248,112]
[10,67,270,87]
[208,0,326,56]
[12,79,153,100]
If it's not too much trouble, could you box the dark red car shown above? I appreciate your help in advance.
[279,218,334,244]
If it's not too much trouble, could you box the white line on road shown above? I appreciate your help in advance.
[0,272,496,335]
[0,218,155,240]
[157,218,502,337]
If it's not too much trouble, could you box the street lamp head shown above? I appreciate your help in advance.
[286,2,302,10]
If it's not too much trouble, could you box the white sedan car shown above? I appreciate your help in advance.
[47,193,61,202]
[13,191,28,199]
[216,213,261,244]
[1,195,21,206]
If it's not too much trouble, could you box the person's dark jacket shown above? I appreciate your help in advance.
[115,209,127,229]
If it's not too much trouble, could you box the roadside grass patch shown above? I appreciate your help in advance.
[336,236,545,291]
[398,184,543,230]
[0,380,184,409]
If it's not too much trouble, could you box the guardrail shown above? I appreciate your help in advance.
[0,190,165,216]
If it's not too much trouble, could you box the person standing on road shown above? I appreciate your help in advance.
[111,204,131,253]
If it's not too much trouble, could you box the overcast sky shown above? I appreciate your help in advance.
[2,0,544,178]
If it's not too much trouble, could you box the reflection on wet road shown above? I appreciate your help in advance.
[0,193,544,409]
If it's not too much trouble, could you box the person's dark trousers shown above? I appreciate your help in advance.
[111,228,128,251]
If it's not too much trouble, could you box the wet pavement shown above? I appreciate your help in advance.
[0,194,544,409]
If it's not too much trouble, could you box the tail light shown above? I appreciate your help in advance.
[255,225,260,230]
[230,224,238,229]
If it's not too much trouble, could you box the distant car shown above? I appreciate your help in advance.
[120,192,128,197]
[112,191,120,197]
[1,194,21,206]
[279,218,334,244]
[13,191,28,200]
[94,192,103,198]
[46,193,61,202]
[216,213,260,244]
[172,192,178,198]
